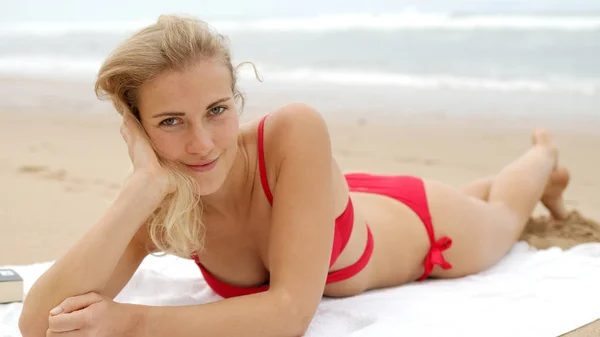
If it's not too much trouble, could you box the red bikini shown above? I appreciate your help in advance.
[192,114,453,298]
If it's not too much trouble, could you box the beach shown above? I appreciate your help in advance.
[1,74,599,266]
[0,67,599,335]
[1,3,600,335]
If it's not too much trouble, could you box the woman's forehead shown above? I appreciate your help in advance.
[138,62,233,113]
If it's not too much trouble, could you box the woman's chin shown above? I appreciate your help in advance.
[192,176,223,196]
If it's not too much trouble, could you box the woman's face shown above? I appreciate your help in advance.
[137,60,240,195]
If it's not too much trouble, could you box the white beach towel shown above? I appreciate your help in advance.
[2,242,600,337]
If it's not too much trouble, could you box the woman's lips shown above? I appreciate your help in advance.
[186,158,218,172]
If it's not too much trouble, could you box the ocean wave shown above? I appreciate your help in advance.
[244,67,599,95]
[215,12,600,32]
[0,56,597,95]
[0,20,154,36]
[0,56,103,79]
[1,11,600,36]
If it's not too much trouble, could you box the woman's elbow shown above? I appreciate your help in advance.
[19,304,47,337]
[271,290,317,337]
[290,307,313,337]
[286,313,311,337]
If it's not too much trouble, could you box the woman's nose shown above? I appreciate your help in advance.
[186,124,214,155]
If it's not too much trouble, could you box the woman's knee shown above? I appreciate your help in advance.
[486,201,525,241]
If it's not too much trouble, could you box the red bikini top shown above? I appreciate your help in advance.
[192,114,355,298]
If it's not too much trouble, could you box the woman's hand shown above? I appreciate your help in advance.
[46,292,142,337]
[121,114,175,196]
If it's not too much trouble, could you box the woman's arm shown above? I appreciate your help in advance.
[129,104,336,337]
[19,173,164,337]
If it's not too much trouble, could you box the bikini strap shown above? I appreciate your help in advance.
[257,114,274,205]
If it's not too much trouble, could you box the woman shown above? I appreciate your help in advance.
[19,14,571,337]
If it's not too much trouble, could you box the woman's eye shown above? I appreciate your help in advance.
[161,118,179,126]
[210,106,226,115]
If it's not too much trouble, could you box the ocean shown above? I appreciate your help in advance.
[1,10,599,123]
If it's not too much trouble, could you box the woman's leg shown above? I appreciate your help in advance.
[424,129,561,278]
[461,176,494,200]
[461,168,570,220]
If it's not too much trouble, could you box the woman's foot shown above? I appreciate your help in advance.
[532,129,569,220]
[541,166,570,220]
[532,128,558,165]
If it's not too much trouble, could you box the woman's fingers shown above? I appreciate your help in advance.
[48,309,88,332]
[50,292,103,316]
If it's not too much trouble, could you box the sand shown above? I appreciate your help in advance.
[0,76,599,335]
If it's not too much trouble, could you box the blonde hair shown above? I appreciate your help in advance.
[94,14,254,258]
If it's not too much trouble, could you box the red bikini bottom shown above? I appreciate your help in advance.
[345,173,453,280]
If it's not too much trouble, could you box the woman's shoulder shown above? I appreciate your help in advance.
[270,102,326,124]
[254,102,329,144]
[240,103,332,182]
[240,103,330,153]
